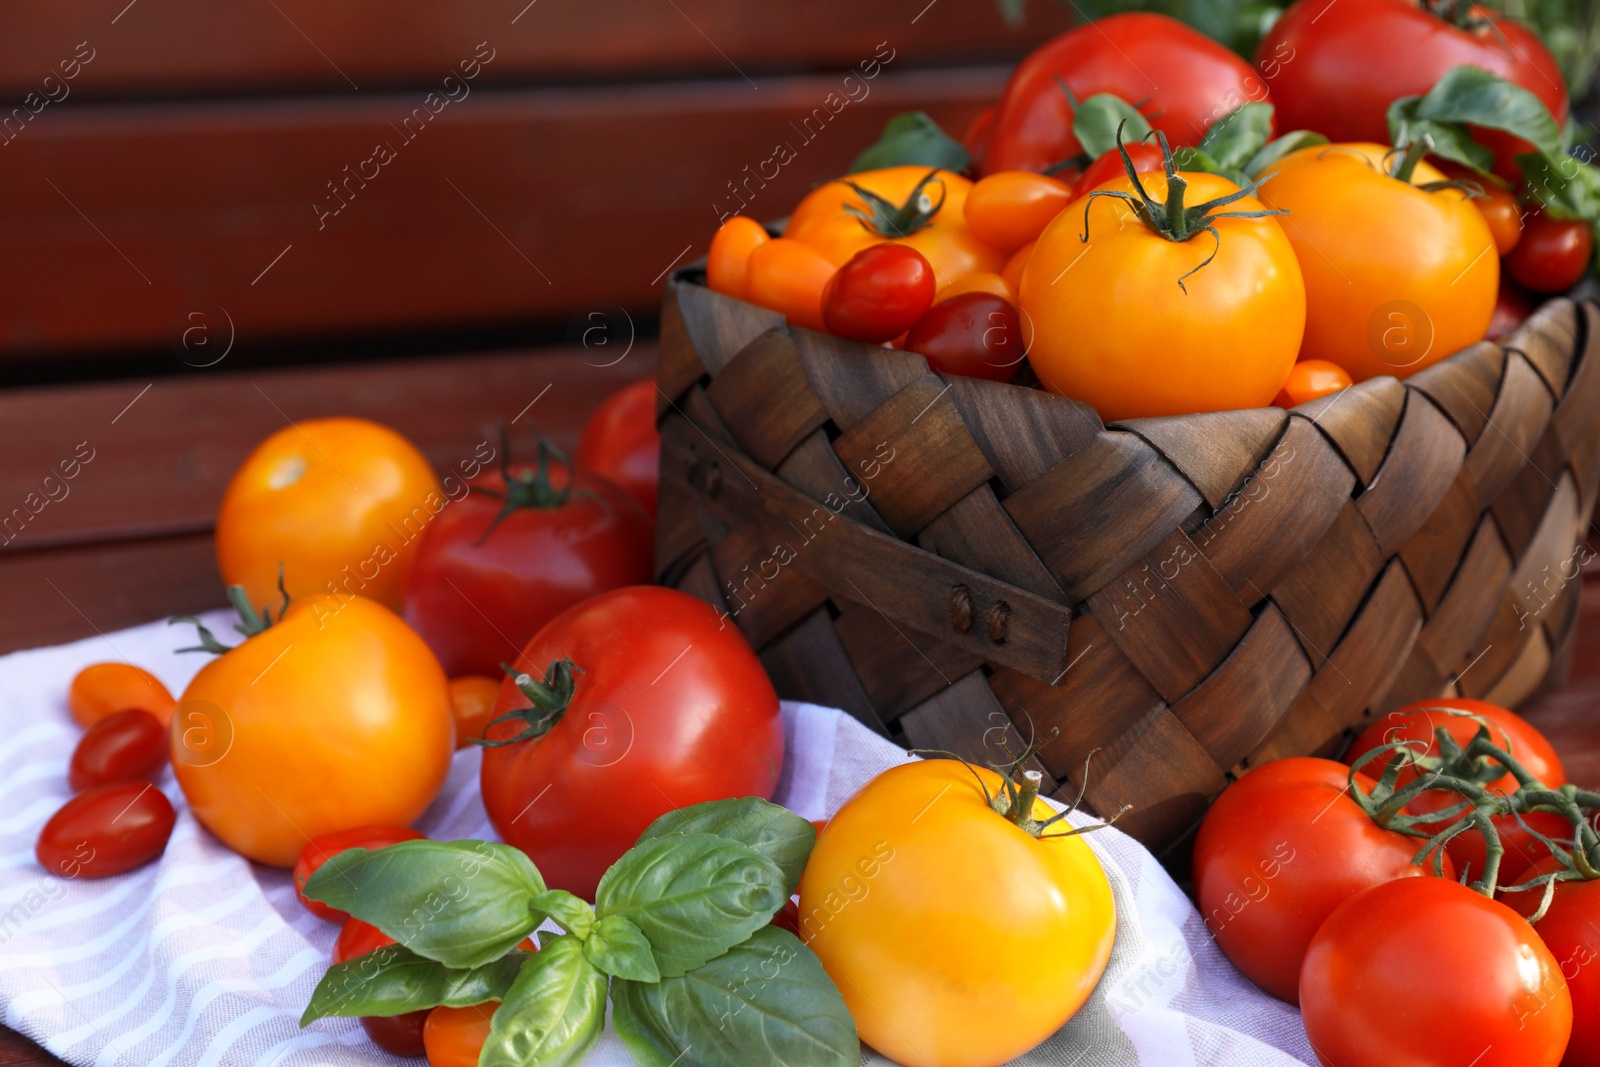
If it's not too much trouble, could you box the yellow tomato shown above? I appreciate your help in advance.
[1020,171,1305,420]
[171,595,453,866]
[1258,143,1499,381]
[216,418,440,612]
[800,760,1115,1067]
[964,170,1075,252]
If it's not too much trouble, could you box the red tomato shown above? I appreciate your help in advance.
[980,13,1270,175]
[332,918,433,1057]
[1437,163,1524,255]
[68,709,167,792]
[1506,211,1593,294]
[963,105,997,162]
[1075,142,1166,196]
[1301,878,1571,1067]
[769,899,802,938]
[1193,757,1455,1004]
[402,454,652,678]
[822,244,937,343]
[1257,0,1568,181]
[1488,278,1535,341]
[1519,875,1600,1067]
[424,1004,497,1067]
[575,379,660,519]
[1274,359,1352,408]
[293,826,427,923]
[37,782,175,879]
[1346,698,1566,793]
[480,586,782,901]
[333,918,397,964]
[904,292,1024,383]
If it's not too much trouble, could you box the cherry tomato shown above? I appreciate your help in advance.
[216,418,440,612]
[575,379,659,519]
[769,899,802,938]
[905,292,1024,383]
[174,595,453,867]
[1506,211,1593,294]
[1193,757,1455,1004]
[37,781,176,879]
[1301,878,1570,1067]
[801,761,1114,1067]
[294,825,427,922]
[423,1003,498,1067]
[963,171,1075,252]
[706,216,770,301]
[1438,164,1523,255]
[1488,278,1535,341]
[1274,359,1352,408]
[68,709,166,792]
[743,237,835,332]
[962,105,997,162]
[1001,240,1034,294]
[935,271,1014,304]
[331,918,433,1057]
[402,452,652,679]
[821,244,937,343]
[447,676,501,749]
[1074,142,1166,196]
[67,663,175,729]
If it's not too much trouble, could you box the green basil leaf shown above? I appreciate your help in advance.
[303,840,544,969]
[611,927,858,1067]
[849,111,970,174]
[1387,95,1497,173]
[1197,102,1274,172]
[594,834,787,978]
[481,937,608,1067]
[636,797,816,896]
[1243,130,1329,179]
[1520,150,1600,222]
[1072,93,1152,162]
[299,944,528,1025]
[583,915,661,982]
[1409,64,1563,158]
[529,889,595,939]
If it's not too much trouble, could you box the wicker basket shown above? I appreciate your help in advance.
[654,271,1600,854]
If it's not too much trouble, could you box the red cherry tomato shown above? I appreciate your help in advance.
[905,292,1024,383]
[332,921,428,1057]
[402,455,652,678]
[769,899,802,937]
[1487,278,1535,341]
[68,709,167,792]
[962,105,997,163]
[1074,142,1166,196]
[821,244,937,344]
[37,781,175,879]
[575,379,660,520]
[293,826,427,923]
[1506,211,1593,294]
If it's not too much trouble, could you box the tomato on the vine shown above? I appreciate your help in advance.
[37,781,176,879]
[68,709,166,792]
[1075,142,1165,196]
[1274,360,1352,408]
[575,379,660,520]
[1506,211,1593,294]
[822,244,937,343]
[1510,872,1600,1067]
[963,170,1075,252]
[294,825,428,922]
[904,292,1023,382]
[68,663,175,729]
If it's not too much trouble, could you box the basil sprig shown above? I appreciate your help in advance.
[299,798,855,1067]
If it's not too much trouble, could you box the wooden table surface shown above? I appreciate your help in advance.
[0,347,1597,1065]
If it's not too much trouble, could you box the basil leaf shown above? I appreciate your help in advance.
[849,111,970,174]
[636,797,816,896]
[1520,150,1600,222]
[481,937,608,1067]
[303,840,544,969]
[1387,95,1497,173]
[1409,65,1563,158]
[1243,130,1329,179]
[530,889,595,939]
[594,833,787,978]
[1197,102,1274,172]
[1072,94,1152,161]
[583,915,661,982]
[299,944,527,1025]
[611,927,858,1067]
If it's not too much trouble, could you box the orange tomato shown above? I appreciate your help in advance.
[743,238,835,332]
[1001,240,1034,295]
[423,1003,497,1067]
[1274,359,1353,408]
[1439,162,1523,255]
[216,418,440,613]
[447,675,500,748]
[67,663,176,729]
[706,216,770,300]
[964,170,1075,252]
[936,271,1014,303]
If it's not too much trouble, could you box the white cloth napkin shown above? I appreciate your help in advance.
[0,612,1316,1066]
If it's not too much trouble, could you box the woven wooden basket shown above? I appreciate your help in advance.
[654,272,1600,853]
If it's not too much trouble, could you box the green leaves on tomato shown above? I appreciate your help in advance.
[480,938,609,1067]
[300,945,529,1024]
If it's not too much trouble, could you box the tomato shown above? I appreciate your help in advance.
[769,899,802,938]
[331,919,441,1057]
[1001,240,1034,294]
[1021,169,1304,420]
[963,171,1075,252]
[1507,211,1593,294]
[935,271,1013,304]
[1259,143,1497,382]
[962,105,997,162]
[37,781,175,879]
[68,663,175,729]
[904,292,1024,383]
[68,709,166,792]
[706,216,770,301]
[980,13,1270,176]
[1301,878,1570,1067]
[1194,757,1454,1004]
[447,675,501,749]
[173,595,453,867]
[1438,164,1524,255]
[822,244,937,343]
[1259,0,1568,182]
[1274,359,1352,408]
[1489,278,1536,341]
[481,586,782,901]
[402,451,651,679]
[800,760,1114,1067]
[423,1003,497,1067]
[743,237,835,332]
[1519,875,1600,1067]
[216,418,440,613]
[575,378,659,519]
[294,825,428,922]
[1075,141,1166,197]
[1346,698,1566,794]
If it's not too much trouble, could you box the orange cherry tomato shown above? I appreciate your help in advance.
[1474,183,1523,255]
[447,675,501,748]
[1001,240,1034,295]
[963,171,1075,252]
[216,417,440,612]
[1274,359,1353,408]
[68,663,176,729]
[935,271,1014,303]
[744,238,835,332]
[706,216,770,300]
[423,1003,498,1067]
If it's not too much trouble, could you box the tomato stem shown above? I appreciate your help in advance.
[839,169,949,239]
[472,658,582,748]
[472,423,601,545]
[170,564,290,655]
